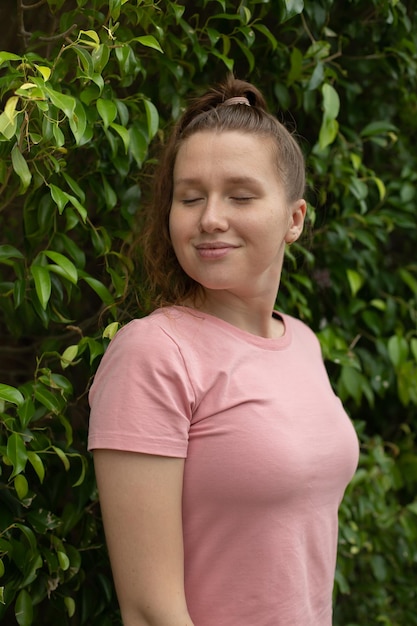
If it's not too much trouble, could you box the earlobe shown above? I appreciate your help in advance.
[285,199,307,244]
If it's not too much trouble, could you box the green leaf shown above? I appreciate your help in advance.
[340,365,364,405]
[43,250,78,284]
[0,51,21,66]
[85,337,104,364]
[52,446,70,471]
[62,172,86,202]
[11,145,32,191]
[74,45,94,77]
[15,523,37,551]
[411,338,417,363]
[0,244,23,260]
[7,433,28,478]
[322,83,340,119]
[0,110,18,139]
[44,85,76,119]
[14,474,29,500]
[361,120,398,137]
[283,0,304,21]
[143,99,159,139]
[103,321,120,340]
[109,0,121,19]
[15,589,33,626]
[129,126,148,166]
[17,398,35,429]
[318,117,339,150]
[109,122,130,152]
[60,345,79,369]
[31,265,51,309]
[58,551,70,571]
[92,43,110,73]
[133,35,163,54]
[69,100,88,144]
[372,176,386,201]
[102,177,117,209]
[72,454,87,487]
[78,29,100,48]
[252,23,277,50]
[211,50,234,71]
[81,274,114,305]
[399,268,417,294]
[67,193,88,222]
[34,64,51,81]
[347,269,365,297]
[397,361,417,406]
[64,597,76,618]
[5,95,19,119]
[235,38,255,73]
[34,385,63,414]
[58,414,74,447]
[52,123,65,147]
[50,184,69,213]
[308,62,324,90]
[97,98,118,129]
[0,383,24,406]
[387,336,409,369]
[27,451,45,483]
[287,47,303,86]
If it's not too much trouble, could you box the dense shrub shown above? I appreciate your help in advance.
[0,1,416,624]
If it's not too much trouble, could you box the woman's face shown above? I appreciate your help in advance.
[169,130,306,303]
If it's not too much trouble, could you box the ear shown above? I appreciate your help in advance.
[285,199,307,244]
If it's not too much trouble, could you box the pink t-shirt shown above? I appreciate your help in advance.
[88,306,359,626]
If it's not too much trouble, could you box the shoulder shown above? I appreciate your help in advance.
[95,307,205,378]
[108,307,190,351]
[89,308,197,408]
[281,312,322,352]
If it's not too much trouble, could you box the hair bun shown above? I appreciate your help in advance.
[223,96,251,106]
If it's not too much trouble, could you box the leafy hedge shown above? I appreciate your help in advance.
[0,1,416,624]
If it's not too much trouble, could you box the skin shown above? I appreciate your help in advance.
[170,130,306,338]
[94,129,306,625]
[94,451,195,626]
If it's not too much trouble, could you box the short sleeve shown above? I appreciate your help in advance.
[88,318,195,457]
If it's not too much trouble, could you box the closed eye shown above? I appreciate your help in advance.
[231,196,255,203]
[182,197,204,205]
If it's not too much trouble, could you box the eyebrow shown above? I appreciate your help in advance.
[173,175,262,187]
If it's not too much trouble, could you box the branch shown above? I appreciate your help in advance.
[21,0,47,9]
[301,13,315,45]
[39,23,78,42]
[16,0,31,48]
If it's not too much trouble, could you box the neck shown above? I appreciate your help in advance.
[190,289,283,339]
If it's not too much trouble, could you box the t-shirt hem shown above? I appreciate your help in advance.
[88,434,187,458]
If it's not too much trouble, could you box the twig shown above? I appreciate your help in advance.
[301,13,315,45]
[21,0,47,9]
[16,0,32,48]
[39,23,78,42]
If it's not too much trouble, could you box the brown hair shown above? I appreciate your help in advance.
[141,75,306,308]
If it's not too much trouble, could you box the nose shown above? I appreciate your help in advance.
[199,196,228,233]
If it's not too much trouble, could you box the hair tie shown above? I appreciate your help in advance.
[223,96,250,106]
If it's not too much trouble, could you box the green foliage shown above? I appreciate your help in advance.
[0,0,416,623]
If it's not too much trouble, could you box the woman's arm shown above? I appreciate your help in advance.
[93,449,194,626]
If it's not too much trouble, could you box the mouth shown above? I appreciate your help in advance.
[194,242,239,259]
[195,242,238,250]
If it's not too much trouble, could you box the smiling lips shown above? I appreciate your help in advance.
[195,242,239,259]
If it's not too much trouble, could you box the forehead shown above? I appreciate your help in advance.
[173,130,278,182]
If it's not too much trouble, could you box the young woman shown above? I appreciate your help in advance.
[88,76,359,626]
